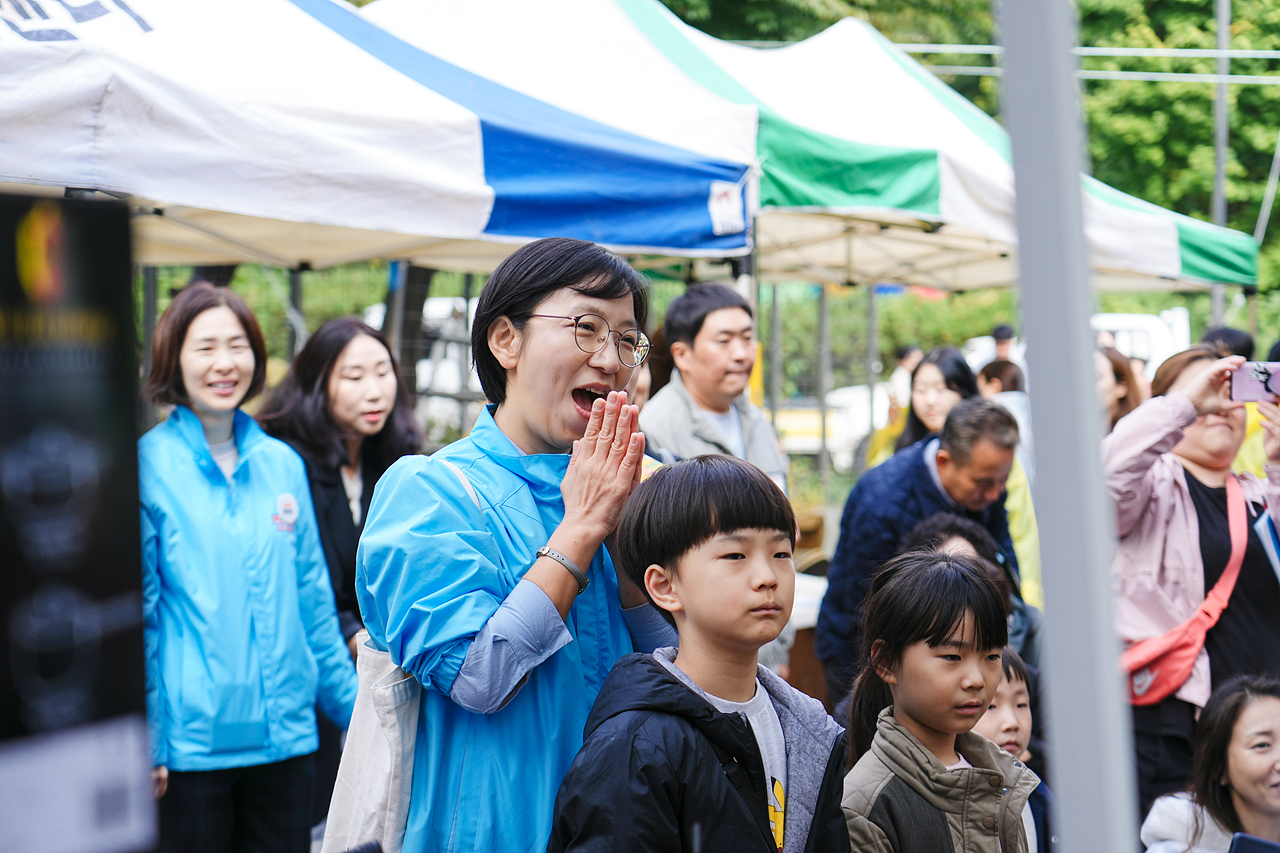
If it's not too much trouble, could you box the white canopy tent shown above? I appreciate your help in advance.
[0,0,752,268]
[365,0,1257,291]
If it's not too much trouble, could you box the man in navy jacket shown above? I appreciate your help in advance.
[815,398,1021,704]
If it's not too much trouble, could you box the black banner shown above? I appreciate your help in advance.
[0,193,153,852]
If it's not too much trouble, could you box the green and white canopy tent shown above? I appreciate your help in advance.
[365,0,1257,291]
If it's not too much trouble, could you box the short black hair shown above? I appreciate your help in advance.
[471,238,649,405]
[939,397,1019,465]
[1001,645,1030,685]
[663,283,752,349]
[900,512,1016,601]
[992,324,1015,341]
[1201,326,1254,360]
[615,456,796,628]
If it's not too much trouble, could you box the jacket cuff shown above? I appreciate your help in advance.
[449,579,573,713]
[1164,391,1200,428]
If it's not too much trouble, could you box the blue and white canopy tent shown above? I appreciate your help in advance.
[0,0,751,268]
[364,0,1258,292]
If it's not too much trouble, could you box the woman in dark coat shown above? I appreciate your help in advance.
[257,317,423,826]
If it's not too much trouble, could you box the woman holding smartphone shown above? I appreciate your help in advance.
[1107,345,1280,816]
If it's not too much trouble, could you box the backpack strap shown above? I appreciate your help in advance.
[437,458,480,511]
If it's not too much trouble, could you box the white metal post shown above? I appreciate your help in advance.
[1211,0,1231,325]
[1000,2,1138,852]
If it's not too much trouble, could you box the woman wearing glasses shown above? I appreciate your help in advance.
[355,238,669,853]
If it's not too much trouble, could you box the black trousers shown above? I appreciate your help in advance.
[159,753,316,853]
[314,710,343,826]
[1132,697,1197,820]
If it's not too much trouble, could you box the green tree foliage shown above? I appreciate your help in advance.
[659,0,857,40]
[663,0,1280,352]
[1079,0,1280,291]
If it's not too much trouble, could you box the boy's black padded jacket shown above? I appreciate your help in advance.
[547,649,850,853]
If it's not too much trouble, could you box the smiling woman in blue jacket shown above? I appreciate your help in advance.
[139,284,357,853]
[357,238,676,853]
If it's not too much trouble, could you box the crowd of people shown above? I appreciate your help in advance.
[136,238,1280,853]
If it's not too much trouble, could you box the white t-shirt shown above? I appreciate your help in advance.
[340,463,363,526]
[706,681,788,852]
[701,405,746,459]
[208,437,238,482]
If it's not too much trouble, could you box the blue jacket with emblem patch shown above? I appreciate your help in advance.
[139,405,357,771]
[357,405,637,853]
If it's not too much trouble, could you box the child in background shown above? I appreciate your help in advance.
[971,647,1058,853]
[842,551,1039,853]
[548,456,848,853]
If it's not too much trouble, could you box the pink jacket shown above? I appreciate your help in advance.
[1103,391,1280,708]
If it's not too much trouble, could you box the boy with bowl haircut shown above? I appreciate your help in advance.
[971,647,1058,853]
[547,456,848,853]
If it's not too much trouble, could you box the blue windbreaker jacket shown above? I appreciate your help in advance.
[356,407,635,853]
[139,406,357,771]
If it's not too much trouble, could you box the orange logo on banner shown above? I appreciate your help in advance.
[16,201,66,306]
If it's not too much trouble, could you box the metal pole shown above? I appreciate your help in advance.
[142,266,158,378]
[865,284,877,441]
[1253,125,1280,243]
[817,283,831,502]
[461,273,474,431]
[1001,3,1137,853]
[769,282,781,427]
[385,261,406,356]
[288,267,303,357]
[1211,0,1231,325]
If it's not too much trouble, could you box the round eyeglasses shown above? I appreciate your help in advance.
[528,314,651,368]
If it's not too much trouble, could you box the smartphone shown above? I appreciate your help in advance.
[1231,362,1280,402]
[1229,832,1280,853]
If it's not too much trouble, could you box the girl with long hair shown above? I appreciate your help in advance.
[258,317,422,647]
[894,347,979,452]
[843,550,1037,853]
[256,317,423,827]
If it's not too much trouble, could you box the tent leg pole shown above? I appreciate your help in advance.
[288,267,303,357]
[1211,0,1230,326]
[385,262,406,357]
[1002,2,1137,852]
[865,284,877,441]
[770,283,781,426]
[462,273,474,432]
[817,284,831,504]
[142,266,158,378]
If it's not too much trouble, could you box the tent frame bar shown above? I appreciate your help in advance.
[140,207,295,268]
[899,43,1280,60]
